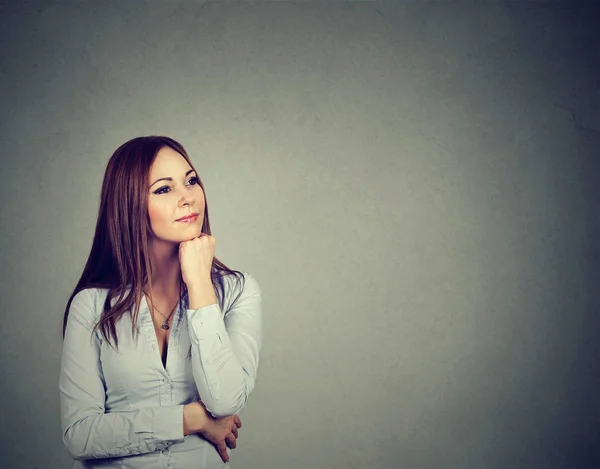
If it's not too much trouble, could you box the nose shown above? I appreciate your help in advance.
[178,187,195,207]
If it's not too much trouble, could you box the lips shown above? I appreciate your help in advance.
[176,213,199,222]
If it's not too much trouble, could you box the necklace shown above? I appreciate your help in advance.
[151,302,177,330]
[146,280,182,331]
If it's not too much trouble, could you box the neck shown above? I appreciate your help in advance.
[145,239,182,298]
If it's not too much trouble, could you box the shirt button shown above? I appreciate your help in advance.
[162,448,169,455]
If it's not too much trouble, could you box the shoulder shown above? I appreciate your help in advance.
[225,271,260,296]
[68,287,110,329]
[71,287,110,308]
[218,271,261,311]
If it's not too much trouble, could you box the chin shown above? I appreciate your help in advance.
[180,230,202,242]
[150,235,191,246]
[151,225,203,244]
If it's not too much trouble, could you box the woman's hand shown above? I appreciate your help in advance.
[179,233,217,309]
[201,414,243,464]
[183,401,242,463]
[179,233,215,296]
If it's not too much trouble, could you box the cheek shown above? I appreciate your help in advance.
[147,200,170,227]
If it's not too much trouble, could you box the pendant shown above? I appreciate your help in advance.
[161,322,170,330]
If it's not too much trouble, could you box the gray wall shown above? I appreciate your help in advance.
[1,1,598,468]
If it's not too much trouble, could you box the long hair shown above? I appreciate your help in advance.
[61,136,243,349]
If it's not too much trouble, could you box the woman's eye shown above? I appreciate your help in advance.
[153,177,196,195]
[154,186,170,195]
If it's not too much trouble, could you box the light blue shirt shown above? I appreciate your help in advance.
[59,273,262,469]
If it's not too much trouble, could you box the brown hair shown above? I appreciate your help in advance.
[61,136,243,349]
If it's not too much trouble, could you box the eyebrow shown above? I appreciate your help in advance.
[150,169,196,188]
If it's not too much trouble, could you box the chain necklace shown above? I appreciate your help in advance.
[151,303,177,330]
[146,280,182,331]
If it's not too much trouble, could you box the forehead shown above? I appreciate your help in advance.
[149,146,192,176]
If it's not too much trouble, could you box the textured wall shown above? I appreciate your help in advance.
[0,1,598,468]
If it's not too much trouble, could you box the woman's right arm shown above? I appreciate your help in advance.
[59,289,186,460]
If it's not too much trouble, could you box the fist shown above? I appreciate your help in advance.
[179,233,215,287]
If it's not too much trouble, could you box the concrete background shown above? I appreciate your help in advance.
[0,1,598,468]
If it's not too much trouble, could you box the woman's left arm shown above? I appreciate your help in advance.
[186,273,262,418]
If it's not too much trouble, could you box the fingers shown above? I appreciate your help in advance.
[231,424,238,439]
[234,415,242,428]
[217,442,229,464]
[225,432,237,450]
[195,233,214,242]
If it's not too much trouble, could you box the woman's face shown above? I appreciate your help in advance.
[147,146,205,244]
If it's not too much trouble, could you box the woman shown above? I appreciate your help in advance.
[59,136,262,469]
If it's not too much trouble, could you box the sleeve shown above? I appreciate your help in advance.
[186,273,262,418]
[59,288,186,460]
